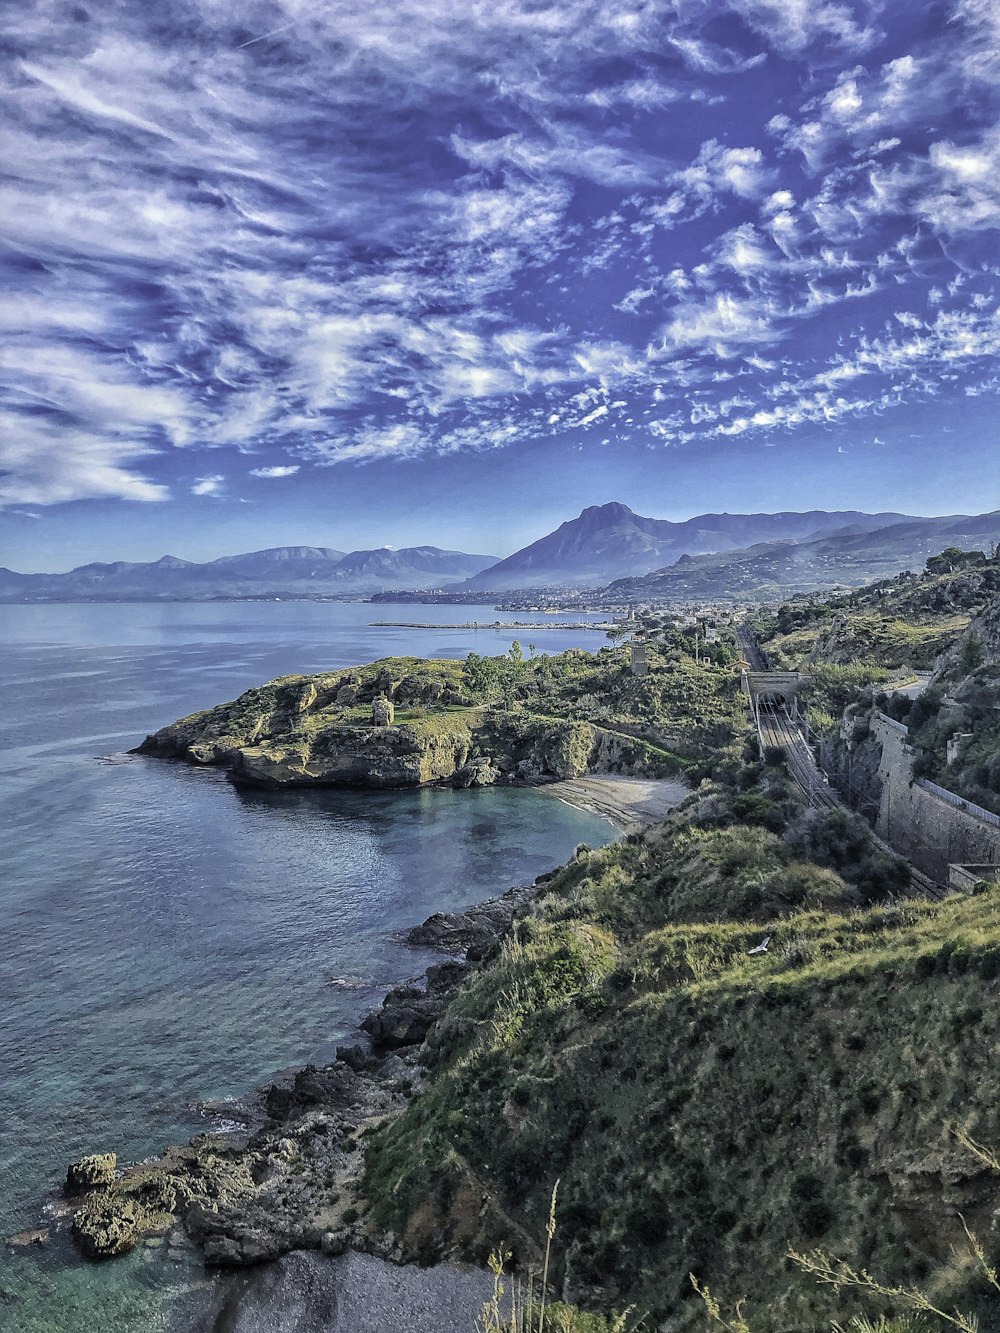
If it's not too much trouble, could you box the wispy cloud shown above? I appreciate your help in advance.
[0,0,997,507]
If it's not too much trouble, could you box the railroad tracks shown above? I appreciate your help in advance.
[755,697,947,901]
[736,624,769,672]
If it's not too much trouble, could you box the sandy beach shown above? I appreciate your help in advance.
[544,772,690,833]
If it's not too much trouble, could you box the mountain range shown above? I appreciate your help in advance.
[6,504,1000,603]
[0,545,498,601]
[461,502,916,589]
[606,511,1000,601]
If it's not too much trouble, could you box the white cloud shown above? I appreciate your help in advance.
[0,413,169,506]
[916,128,1000,232]
[451,128,660,188]
[725,0,877,53]
[657,293,781,356]
[0,0,997,499]
[249,465,301,478]
[191,475,224,496]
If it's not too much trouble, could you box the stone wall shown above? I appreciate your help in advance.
[871,713,1000,882]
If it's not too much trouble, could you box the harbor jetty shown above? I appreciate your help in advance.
[369,619,616,631]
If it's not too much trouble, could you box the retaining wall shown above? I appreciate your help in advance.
[871,713,1000,882]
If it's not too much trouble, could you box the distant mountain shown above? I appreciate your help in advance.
[605,512,1000,602]
[463,502,916,588]
[328,546,494,583]
[207,546,346,576]
[0,545,498,602]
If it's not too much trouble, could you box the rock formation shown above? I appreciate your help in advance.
[135,656,671,790]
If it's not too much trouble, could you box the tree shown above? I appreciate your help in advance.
[463,652,504,703]
[960,633,984,674]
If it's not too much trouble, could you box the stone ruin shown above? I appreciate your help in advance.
[372,696,395,727]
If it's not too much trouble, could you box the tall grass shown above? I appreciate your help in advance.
[477,1185,639,1333]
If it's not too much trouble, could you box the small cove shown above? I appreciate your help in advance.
[0,601,616,1332]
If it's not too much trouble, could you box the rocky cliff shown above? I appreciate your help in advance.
[136,655,675,789]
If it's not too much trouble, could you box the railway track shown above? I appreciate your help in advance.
[736,624,769,672]
[757,699,840,810]
[755,697,948,900]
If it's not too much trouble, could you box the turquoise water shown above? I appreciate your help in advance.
[0,602,615,1331]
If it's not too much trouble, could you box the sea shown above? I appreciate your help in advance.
[0,601,616,1332]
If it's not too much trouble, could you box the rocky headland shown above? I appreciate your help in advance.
[134,654,682,790]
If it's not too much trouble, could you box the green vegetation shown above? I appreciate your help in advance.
[460,643,744,762]
[360,763,1000,1329]
[147,643,746,786]
[144,571,1000,1328]
[753,553,1000,677]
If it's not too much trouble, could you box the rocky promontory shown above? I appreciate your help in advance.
[135,654,680,789]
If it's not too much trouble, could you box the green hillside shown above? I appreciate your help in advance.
[360,772,1000,1330]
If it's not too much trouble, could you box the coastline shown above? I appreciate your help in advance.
[37,775,687,1330]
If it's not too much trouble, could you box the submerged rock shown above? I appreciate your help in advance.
[5,1228,48,1247]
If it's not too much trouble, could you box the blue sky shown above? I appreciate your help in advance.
[2,0,999,570]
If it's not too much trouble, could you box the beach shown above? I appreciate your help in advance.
[547,772,690,832]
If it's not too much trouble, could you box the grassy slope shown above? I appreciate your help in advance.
[360,779,1000,1330]
[754,559,1000,674]
[151,646,746,778]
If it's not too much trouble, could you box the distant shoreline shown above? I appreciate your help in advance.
[369,619,614,631]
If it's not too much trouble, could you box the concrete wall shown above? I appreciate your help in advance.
[872,713,1000,882]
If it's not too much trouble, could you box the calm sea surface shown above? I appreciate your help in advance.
[0,602,615,1332]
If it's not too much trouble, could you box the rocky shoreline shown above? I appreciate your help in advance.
[43,867,558,1270]
[26,771,692,1274]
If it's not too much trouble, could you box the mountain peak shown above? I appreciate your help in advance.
[580,501,635,519]
[465,506,925,589]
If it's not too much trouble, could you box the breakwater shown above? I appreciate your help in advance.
[369,620,614,631]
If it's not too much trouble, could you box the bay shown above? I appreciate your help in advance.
[0,601,615,1332]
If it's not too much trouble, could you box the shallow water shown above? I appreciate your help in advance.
[0,602,615,1331]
